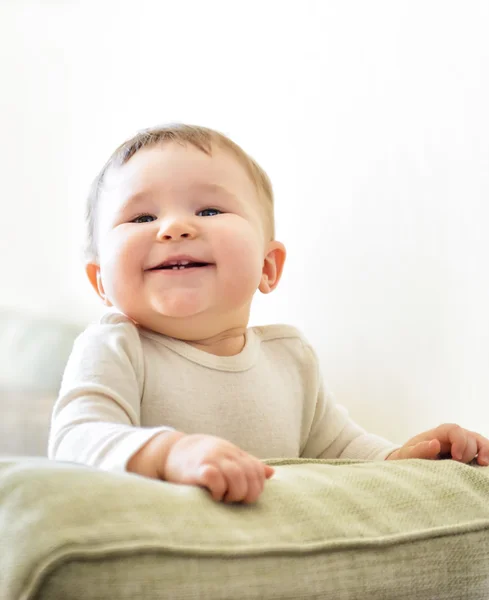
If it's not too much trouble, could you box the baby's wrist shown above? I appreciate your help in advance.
[153,430,187,479]
[128,430,186,479]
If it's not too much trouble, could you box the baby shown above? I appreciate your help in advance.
[49,124,489,504]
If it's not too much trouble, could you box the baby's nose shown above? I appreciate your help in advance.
[160,231,192,241]
[157,219,197,241]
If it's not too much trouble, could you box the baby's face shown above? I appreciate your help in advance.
[90,142,278,339]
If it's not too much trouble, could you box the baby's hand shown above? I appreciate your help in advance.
[386,423,489,466]
[161,433,274,503]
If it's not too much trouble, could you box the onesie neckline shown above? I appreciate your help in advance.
[138,326,260,372]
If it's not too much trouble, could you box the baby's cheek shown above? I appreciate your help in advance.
[101,238,144,304]
[221,221,264,261]
[221,242,264,295]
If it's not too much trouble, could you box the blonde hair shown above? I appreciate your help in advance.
[85,123,275,262]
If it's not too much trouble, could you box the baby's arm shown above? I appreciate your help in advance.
[299,344,489,464]
[48,318,172,471]
[302,381,399,460]
[299,344,400,461]
[49,317,272,502]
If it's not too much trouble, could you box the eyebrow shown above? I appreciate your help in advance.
[188,182,238,200]
[116,192,150,216]
[118,182,238,213]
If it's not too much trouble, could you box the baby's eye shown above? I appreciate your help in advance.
[131,214,156,224]
[197,208,222,217]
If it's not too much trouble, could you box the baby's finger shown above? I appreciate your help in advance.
[221,459,248,503]
[447,425,468,461]
[407,439,441,460]
[264,464,275,478]
[473,433,489,466]
[198,464,227,502]
[242,460,263,504]
[458,434,478,463]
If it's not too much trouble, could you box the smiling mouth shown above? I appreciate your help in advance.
[148,259,213,271]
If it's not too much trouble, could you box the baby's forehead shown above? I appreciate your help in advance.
[102,142,256,198]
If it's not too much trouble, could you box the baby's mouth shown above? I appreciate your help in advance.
[149,259,212,271]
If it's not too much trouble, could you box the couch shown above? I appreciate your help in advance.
[1,309,489,599]
[0,308,81,457]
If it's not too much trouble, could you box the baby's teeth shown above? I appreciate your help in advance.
[166,260,193,270]
[169,260,190,269]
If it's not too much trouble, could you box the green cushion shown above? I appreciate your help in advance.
[2,457,489,599]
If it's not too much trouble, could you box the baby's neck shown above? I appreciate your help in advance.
[186,327,247,356]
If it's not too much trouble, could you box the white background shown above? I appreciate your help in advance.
[1,0,488,443]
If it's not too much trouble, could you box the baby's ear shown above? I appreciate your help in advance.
[259,241,286,294]
[85,263,113,306]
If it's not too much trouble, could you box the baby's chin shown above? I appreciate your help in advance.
[119,292,250,342]
[133,304,217,342]
[149,291,210,319]
[119,295,211,338]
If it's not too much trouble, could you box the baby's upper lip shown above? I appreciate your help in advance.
[146,254,213,270]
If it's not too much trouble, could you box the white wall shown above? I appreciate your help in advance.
[1,0,488,444]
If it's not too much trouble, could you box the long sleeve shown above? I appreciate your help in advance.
[48,313,172,471]
[300,344,400,461]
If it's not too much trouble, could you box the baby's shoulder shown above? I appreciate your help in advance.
[75,310,141,352]
[251,324,317,364]
[62,311,145,385]
[99,310,135,327]
[251,323,304,342]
